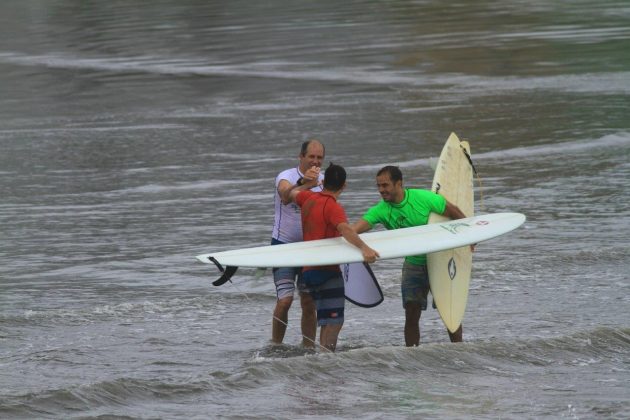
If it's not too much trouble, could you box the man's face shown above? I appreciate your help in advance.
[299,142,324,171]
[376,172,403,203]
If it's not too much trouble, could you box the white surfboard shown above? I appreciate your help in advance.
[341,262,383,308]
[427,132,475,333]
[197,212,525,285]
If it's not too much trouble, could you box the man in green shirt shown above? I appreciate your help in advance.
[352,165,468,346]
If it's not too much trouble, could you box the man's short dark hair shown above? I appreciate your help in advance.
[323,162,346,192]
[377,165,403,183]
[300,139,325,156]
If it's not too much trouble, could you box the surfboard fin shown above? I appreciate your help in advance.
[207,257,238,286]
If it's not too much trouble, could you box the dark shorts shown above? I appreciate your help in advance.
[305,269,345,326]
[271,238,309,299]
[401,261,430,310]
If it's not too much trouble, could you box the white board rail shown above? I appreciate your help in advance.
[196,212,526,284]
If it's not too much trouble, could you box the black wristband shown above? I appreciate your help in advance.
[296,177,304,186]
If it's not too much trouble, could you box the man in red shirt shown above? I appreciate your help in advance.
[283,163,379,352]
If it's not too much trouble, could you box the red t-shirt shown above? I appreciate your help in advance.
[295,190,348,272]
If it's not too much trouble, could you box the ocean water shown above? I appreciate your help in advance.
[1,1,629,418]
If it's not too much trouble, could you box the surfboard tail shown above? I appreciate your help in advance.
[342,262,384,308]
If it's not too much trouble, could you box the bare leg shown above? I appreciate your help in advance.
[448,324,463,343]
[271,296,293,344]
[404,303,422,346]
[319,323,343,352]
[299,292,317,347]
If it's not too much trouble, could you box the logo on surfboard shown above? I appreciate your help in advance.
[448,257,457,280]
[440,222,471,235]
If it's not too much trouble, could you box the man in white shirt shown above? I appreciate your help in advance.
[270,139,325,347]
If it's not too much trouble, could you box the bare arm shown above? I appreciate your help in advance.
[337,222,379,263]
[279,178,317,205]
[351,219,372,234]
[278,179,301,204]
[442,200,468,220]
[279,166,321,204]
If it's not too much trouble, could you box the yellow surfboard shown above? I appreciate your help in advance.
[427,132,475,333]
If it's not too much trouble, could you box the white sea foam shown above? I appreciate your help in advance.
[355,133,630,171]
[0,124,185,134]
[2,51,629,94]
[474,132,630,160]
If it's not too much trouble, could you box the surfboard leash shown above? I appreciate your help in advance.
[205,258,329,352]
[228,279,329,353]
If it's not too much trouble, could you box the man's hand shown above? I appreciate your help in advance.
[360,245,380,264]
[338,223,379,264]
[302,166,321,188]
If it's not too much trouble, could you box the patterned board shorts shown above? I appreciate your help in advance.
[305,270,345,326]
[401,261,430,310]
[273,266,309,300]
[271,238,310,300]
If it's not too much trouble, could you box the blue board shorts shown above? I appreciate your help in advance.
[271,238,309,300]
[304,269,345,326]
[401,261,430,310]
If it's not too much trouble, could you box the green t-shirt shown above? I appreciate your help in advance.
[362,189,446,265]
